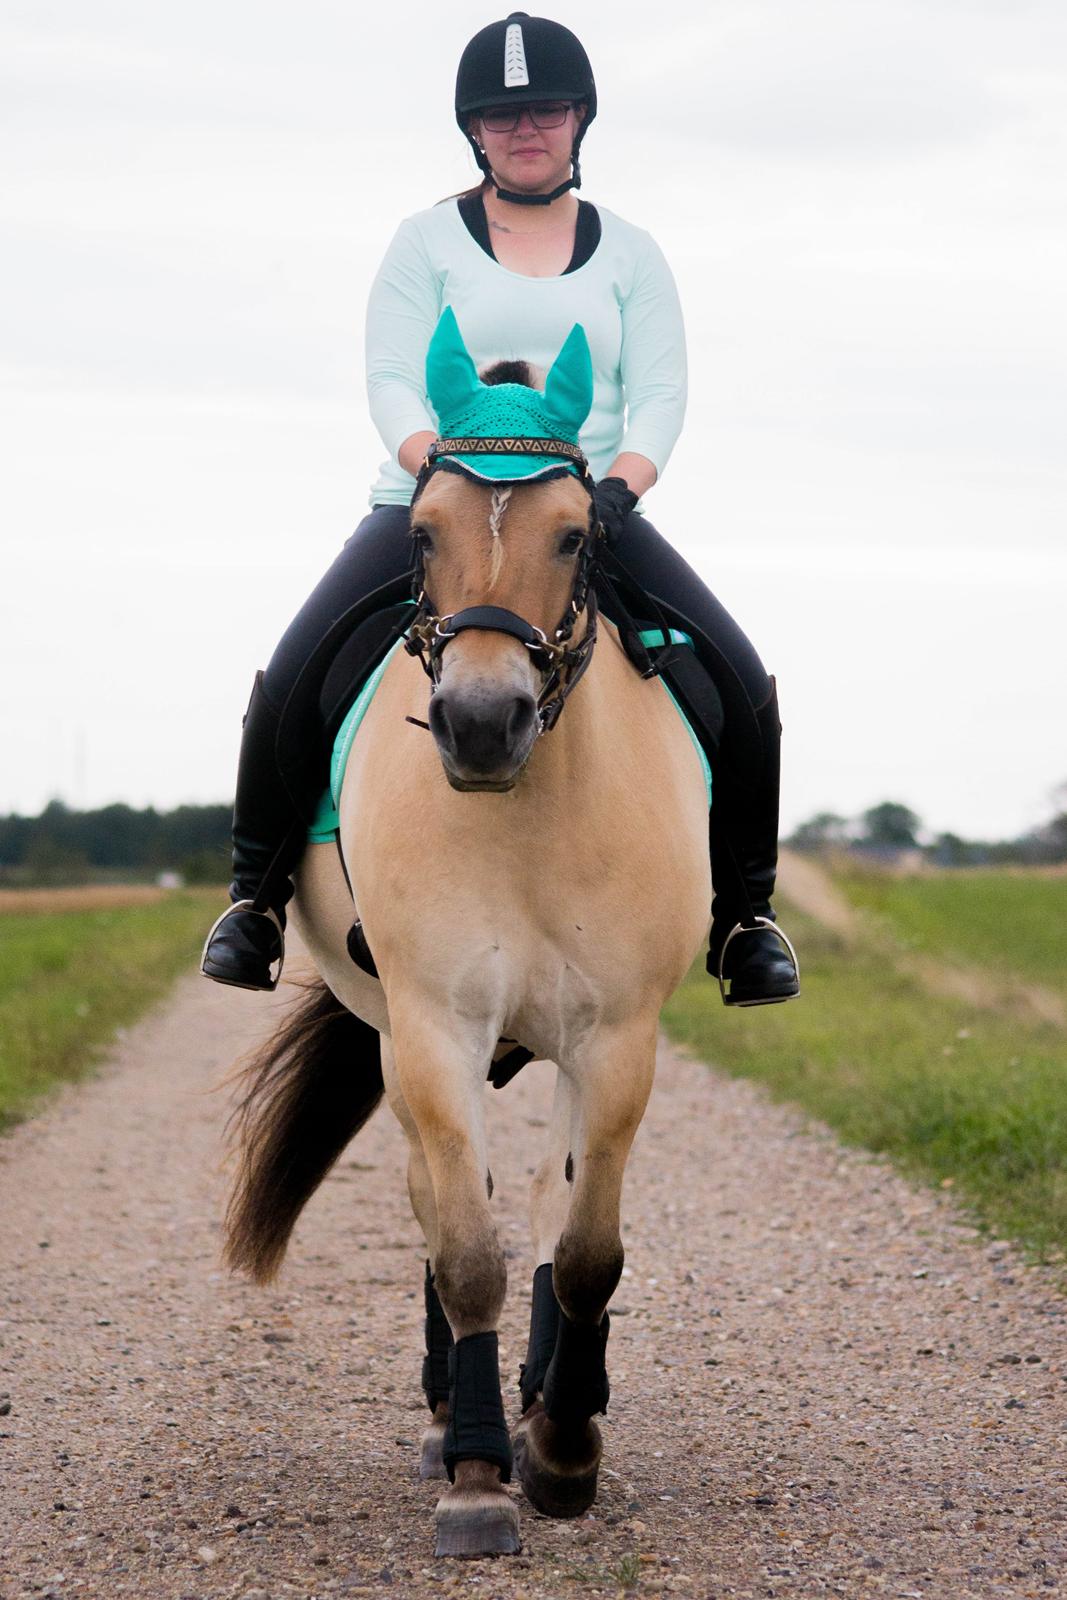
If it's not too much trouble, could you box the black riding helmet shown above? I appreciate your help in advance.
[455,11,597,206]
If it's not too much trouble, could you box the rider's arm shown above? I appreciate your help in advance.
[615,233,688,487]
[366,219,443,477]
[603,450,658,498]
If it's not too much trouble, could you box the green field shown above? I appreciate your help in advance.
[663,867,1067,1263]
[835,863,1067,1001]
[0,890,222,1130]
[6,867,1067,1267]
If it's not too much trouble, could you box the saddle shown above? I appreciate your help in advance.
[275,567,728,842]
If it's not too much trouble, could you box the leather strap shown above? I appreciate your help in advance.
[437,604,548,652]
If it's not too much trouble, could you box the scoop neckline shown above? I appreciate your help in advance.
[452,197,603,283]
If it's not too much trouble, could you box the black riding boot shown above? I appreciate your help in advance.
[200,672,307,992]
[706,679,800,1006]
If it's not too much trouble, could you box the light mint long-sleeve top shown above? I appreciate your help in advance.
[365,199,687,506]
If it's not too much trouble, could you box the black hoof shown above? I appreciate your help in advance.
[514,1403,601,1519]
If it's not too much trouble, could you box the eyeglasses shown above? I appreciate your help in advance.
[479,101,573,133]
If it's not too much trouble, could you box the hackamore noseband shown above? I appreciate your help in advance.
[403,439,604,734]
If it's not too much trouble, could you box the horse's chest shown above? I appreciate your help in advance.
[501,952,603,1066]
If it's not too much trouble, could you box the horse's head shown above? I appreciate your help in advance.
[406,309,600,793]
[410,468,596,791]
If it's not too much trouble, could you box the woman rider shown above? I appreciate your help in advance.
[200,10,800,1007]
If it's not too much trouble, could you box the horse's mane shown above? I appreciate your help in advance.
[480,358,539,389]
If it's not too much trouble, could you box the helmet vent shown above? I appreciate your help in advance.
[503,21,529,87]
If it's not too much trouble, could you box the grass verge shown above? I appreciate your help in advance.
[662,897,1067,1263]
[833,863,1067,1002]
[0,889,222,1131]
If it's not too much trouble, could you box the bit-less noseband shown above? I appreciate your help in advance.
[403,438,603,733]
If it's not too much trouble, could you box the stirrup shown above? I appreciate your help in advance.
[199,899,286,992]
[716,915,800,1008]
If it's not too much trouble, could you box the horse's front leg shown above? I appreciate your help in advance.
[378,1038,454,1482]
[389,1002,519,1558]
[518,1019,657,1518]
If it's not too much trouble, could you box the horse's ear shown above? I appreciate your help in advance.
[425,306,483,420]
[543,324,594,434]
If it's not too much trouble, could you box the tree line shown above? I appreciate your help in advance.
[788,797,1067,867]
[0,799,232,885]
[3,791,1066,887]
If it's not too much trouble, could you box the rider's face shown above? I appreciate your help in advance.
[472,104,585,195]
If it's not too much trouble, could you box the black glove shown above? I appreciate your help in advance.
[592,476,638,546]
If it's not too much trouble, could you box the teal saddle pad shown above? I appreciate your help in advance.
[308,628,712,846]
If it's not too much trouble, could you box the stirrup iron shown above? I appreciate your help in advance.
[716,915,800,1008]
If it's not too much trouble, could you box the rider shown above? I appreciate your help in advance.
[200,10,800,1008]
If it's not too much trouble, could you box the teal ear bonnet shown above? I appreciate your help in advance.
[424,306,594,483]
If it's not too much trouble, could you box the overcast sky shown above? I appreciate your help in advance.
[3,0,1065,839]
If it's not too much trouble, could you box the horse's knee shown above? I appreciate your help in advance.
[552,1227,624,1325]
[434,1223,507,1337]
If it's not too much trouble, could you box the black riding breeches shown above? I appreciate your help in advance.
[261,503,772,788]
[262,504,414,708]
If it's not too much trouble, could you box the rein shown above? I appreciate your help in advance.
[402,439,604,734]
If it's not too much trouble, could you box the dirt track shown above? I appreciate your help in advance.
[2,961,1067,1599]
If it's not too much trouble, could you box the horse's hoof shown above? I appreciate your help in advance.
[420,1419,448,1481]
[515,1404,601,1519]
[433,1490,521,1557]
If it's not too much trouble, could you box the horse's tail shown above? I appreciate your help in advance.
[223,977,384,1283]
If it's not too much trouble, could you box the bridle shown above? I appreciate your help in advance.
[402,438,605,734]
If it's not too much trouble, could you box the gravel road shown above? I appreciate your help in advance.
[2,960,1066,1600]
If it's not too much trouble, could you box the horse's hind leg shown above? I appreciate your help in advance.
[389,1007,520,1557]
[517,1021,657,1518]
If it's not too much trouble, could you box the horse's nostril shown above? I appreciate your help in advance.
[428,694,456,752]
[505,694,537,742]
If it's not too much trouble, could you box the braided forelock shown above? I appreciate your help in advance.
[487,487,511,589]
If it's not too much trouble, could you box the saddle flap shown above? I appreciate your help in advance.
[275,591,415,821]
[649,635,725,756]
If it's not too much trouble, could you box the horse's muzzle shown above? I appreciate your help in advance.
[429,684,539,791]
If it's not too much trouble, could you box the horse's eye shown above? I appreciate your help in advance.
[559,529,585,557]
[412,526,434,556]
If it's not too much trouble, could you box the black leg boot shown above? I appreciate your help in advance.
[706,678,800,1006]
[200,673,307,992]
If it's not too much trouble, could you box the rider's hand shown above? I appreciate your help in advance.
[592,476,639,546]
[398,429,438,478]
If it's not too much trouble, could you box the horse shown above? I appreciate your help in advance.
[222,317,711,1558]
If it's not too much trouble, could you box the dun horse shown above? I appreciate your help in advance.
[224,311,710,1556]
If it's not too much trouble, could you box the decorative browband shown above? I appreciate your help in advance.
[430,436,588,466]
